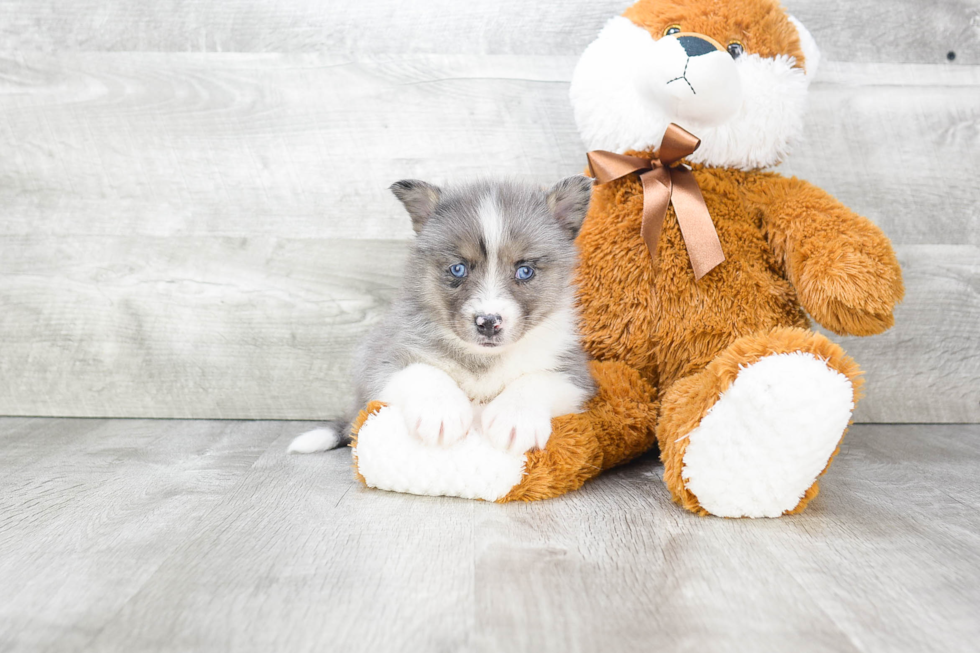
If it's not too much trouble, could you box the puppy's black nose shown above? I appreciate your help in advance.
[474,314,502,337]
[677,35,719,57]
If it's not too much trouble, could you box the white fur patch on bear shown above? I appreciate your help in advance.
[353,405,526,501]
[570,16,812,170]
[680,352,854,518]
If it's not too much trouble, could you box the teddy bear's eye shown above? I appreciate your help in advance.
[663,25,681,37]
[727,41,745,59]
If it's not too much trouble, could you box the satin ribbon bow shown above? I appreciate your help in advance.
[586,123,725,280]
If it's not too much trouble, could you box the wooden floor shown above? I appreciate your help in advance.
[1,419,978,652]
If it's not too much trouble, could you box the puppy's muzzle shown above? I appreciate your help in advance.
[474,313,502,337]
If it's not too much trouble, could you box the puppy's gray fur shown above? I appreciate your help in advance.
[289,176,595,453]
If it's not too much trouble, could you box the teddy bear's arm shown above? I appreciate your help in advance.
[747,174,904,336]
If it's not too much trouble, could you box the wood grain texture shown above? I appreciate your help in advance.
[0,53,580,241]
[833,245,980,424]
[784,0,980,65]
[1,418,978,652]
[0,0,977,65]
[0,237,407,419]
[0,418,306,651]
[0,28,976,421]
[1,236,976,422]
[777,62,980,247]
[1,56,976,246]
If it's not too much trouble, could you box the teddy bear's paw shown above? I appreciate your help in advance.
[796,247,904,336]
[481,393,552,454]
[815,296,896,337]
[680,351,854,518]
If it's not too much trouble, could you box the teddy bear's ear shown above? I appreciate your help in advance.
[788,15,821,82]
[389,179,442,234]
[546,175,593,239]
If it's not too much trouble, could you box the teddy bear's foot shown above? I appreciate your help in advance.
[351,402,526,501]
[658,327,863,518]
[350,360,659,503]
[681,351,852,518]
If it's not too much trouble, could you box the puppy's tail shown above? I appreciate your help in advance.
[287,423,348,454]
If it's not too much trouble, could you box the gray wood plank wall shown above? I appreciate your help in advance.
[1,1,978,421]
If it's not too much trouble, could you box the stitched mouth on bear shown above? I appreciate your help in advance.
[663,33,728,96]
[640,31,742,125]
[666,57,696,95]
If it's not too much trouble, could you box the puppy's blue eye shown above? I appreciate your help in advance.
[515,266,535,281]
[449,263,468,278]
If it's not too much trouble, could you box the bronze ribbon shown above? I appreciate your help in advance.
[586,123,725,280]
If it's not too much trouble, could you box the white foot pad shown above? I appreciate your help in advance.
[681,352,854,518]
[353,405,526,501]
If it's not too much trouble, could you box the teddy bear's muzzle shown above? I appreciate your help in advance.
[636,32,743,127]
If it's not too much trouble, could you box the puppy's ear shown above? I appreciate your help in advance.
[390,180,441,234]
[547,175,593,239]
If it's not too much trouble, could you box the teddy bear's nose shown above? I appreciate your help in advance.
[677,35,720,57]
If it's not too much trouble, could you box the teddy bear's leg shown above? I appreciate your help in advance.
[657,327,863,518]
[350,360,660,503]
[350,400,529,500]
[497,359,659,502]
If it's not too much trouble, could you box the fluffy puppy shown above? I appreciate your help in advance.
[290,177,596,455]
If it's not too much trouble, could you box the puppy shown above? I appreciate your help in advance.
[289,176,596,455]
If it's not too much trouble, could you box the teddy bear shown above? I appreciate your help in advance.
[348,0,903,518]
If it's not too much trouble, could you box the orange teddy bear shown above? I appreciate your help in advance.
[351,0,903,517]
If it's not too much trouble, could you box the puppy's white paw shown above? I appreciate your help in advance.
[398,387,474,447]
[379,364,475,447]
[481,393,552,454]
